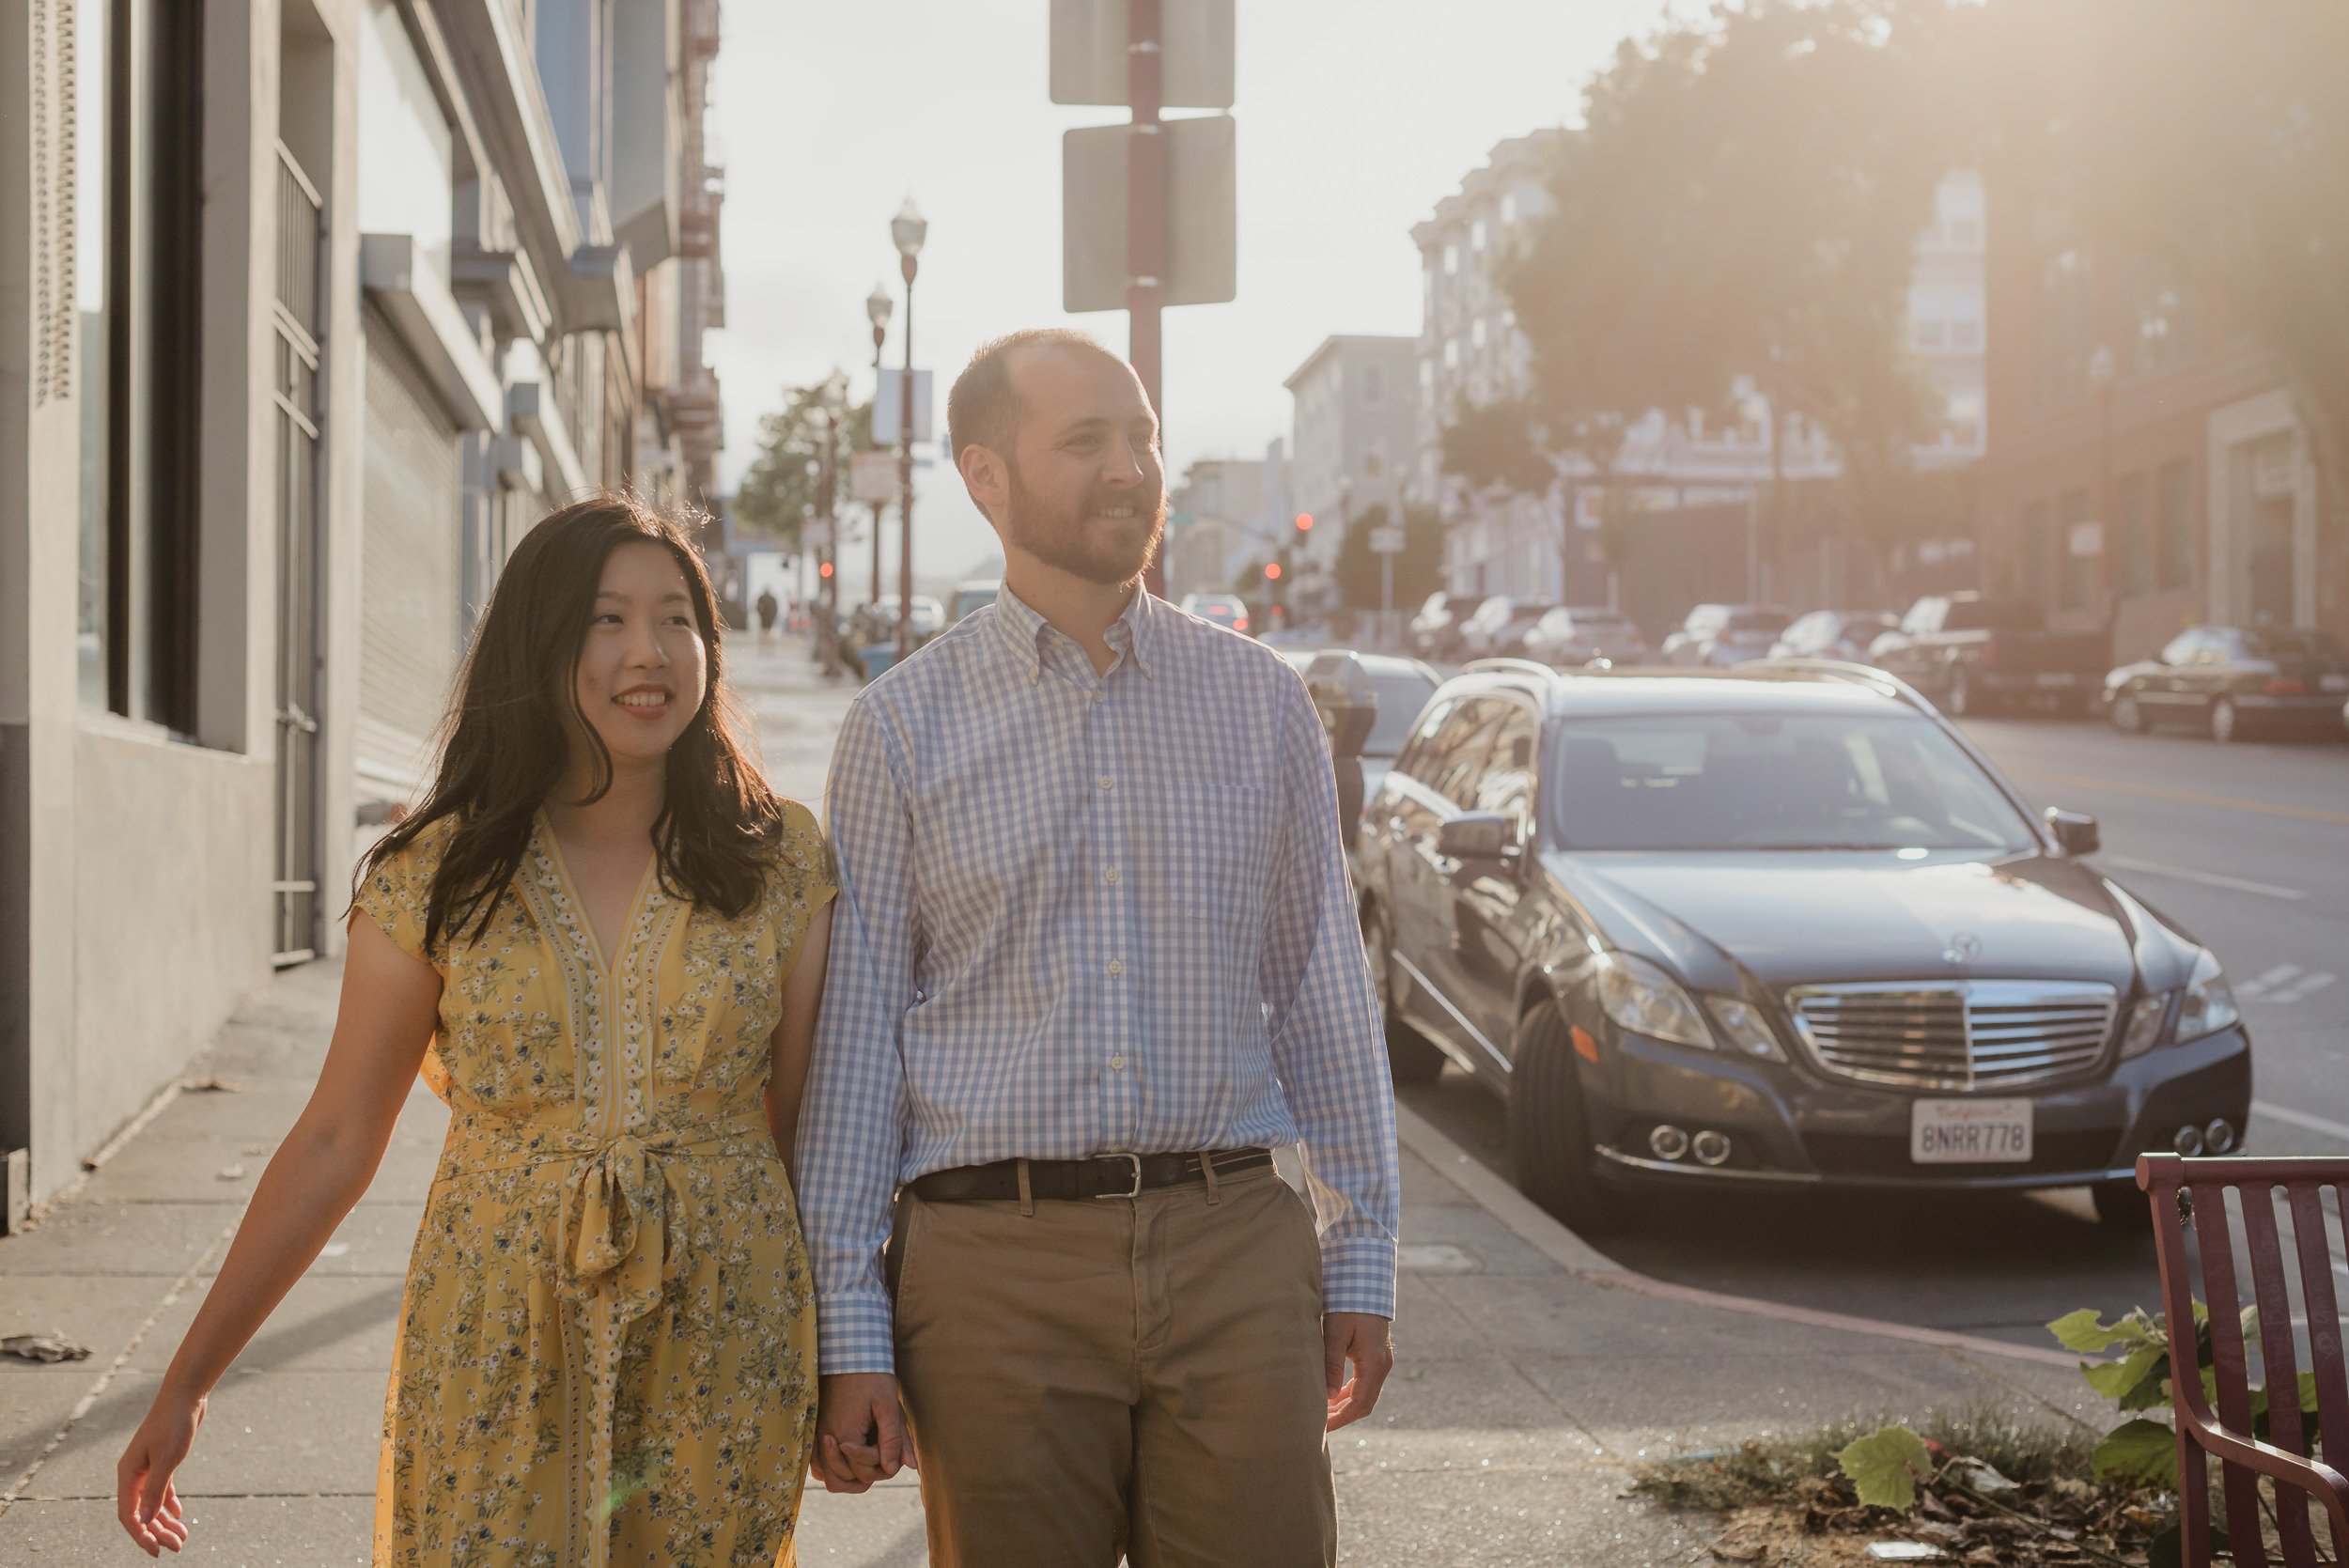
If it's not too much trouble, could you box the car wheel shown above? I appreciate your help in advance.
[1508,1002,1633,1234]
[2091,1179,2149,1232]
[1360,905,1446,1085]
[2209,696,2241,743]
[2109,693,2145,734]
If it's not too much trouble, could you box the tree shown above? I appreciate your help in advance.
[732,375,873,551]
[1505,0,1959,584]
[1331,503,1446,613]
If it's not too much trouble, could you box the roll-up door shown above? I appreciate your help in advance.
[358,305,461,814]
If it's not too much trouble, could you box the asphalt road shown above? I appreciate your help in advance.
[1398,714,2349,1349]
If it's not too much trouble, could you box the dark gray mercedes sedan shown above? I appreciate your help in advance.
[1353,658,2252,1234]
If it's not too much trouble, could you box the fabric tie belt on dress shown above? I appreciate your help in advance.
[443,1110,776,1332]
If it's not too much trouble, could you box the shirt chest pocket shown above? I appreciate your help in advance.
[1151,782,1276,936]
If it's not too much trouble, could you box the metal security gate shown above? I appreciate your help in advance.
[272,141,325,964]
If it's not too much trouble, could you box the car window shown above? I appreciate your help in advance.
[2243,628,2341,662]
[1475,706,1542,841]
[1390,697,1457,783]
[1723,611,1791,636]
[1782,612,1828,650]
[1424,700,1506,809]
[1901,599,1944,635]
[1546,712,2038,852]
[2157,631,2201,664]
[1364,671,1439,756]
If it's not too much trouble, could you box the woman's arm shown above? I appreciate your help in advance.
[115,913,440,1555]
[764,900,833,1177]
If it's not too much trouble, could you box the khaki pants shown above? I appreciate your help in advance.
[888,1161,1337,1568]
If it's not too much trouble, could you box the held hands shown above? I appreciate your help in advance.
[1323,1311,1394,1432]
[116,1389,206,1556]
[811,1372,917,1494]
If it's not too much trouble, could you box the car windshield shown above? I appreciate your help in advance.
[1722,611,1790,637]
[1546,712,2039,852]
[1364,671,1438,755]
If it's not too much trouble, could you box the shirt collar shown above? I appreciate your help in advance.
[991,580,1159,682]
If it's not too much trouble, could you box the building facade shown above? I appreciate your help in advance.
[1412,139,1988,621]
[1973,181,2341,662]
[1,0,725,1219]
[1164,446,1287,604]
[1281,335,1416,612]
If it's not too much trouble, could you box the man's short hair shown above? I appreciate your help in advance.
[947,328,1128,466]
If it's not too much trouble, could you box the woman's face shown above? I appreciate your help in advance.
[570,539,709,774]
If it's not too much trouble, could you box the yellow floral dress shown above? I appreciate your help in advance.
[356,804,832,1568]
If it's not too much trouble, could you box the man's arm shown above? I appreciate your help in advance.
[1258,672,1402,1427]
[799,695,919,1372]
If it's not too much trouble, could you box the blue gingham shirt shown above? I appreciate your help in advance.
[799,583,1401,1374]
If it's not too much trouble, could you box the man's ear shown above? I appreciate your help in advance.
[957,442,1008,527]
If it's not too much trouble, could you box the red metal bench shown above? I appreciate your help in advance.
[2138,1152,2349,1567]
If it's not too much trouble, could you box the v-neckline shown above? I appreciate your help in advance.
[535,810,660,977]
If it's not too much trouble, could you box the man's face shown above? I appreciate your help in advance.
[998,347,1166,589]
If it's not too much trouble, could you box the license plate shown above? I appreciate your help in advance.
[2321,674,2348,693]
[2034,672,2075,689]
[1910,1098,2034,1163]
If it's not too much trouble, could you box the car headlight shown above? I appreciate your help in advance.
[1703,996,1789,1063]
[2176,949,2241,1043]
[1594,952,1713,1050]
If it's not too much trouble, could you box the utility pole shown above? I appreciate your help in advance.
[893,201,927,661]
[1128,0,1166,598]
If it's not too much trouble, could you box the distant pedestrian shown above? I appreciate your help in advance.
[757,585,781,645]
[798,328,1399,1566]
[117,492,834,1565]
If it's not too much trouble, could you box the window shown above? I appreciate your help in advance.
[1913,318,1945,349]
[1471,219,1487,252]
[2117,472,2154,597]
[2019,502,2052,609]
[2058,489,2092,610]
[2034,245,2095,411]
[1392,698,1457,784]
[1501,192,1517,225]
[1477,706,1541,843]
[2157,631,2200,665]
[1470,318,1486,349]
[1363,442,1385,481]
[2157,460,2195,589]
[1425,700,1505,810]
[1443,340,1459,370]
[2129,255,2196,377]
[1443,244,1458,276]
[1950,318,1982,349]
[1362,365,1383,407]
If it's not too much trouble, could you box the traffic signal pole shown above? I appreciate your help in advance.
[1128,0,1167,598]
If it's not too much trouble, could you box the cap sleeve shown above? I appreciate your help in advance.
[775,800,837,911]
[352,817,454,966]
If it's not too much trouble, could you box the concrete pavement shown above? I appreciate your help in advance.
[0,634,2105,1565]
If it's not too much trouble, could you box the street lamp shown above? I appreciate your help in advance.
[892,198,927,660]
[866,281,894,614]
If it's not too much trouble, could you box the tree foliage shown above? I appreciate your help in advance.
[1332,503,1447,613]
[732,377,873,550]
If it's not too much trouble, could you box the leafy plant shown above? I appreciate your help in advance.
[1836,1424,1933,1510]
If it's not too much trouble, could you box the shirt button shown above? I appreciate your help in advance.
[1107,958,1125,976]
[1108,1054,1127,1072]
[1091,690,1106,705]
[1103,868,1121,885]
[1097,775,1115,791]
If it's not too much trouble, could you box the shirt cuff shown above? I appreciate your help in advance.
[816,1288,898,1375]
[1319,1234,1399,1320]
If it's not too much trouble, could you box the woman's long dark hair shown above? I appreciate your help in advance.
[356,491,785,951]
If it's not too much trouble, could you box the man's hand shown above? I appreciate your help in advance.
[811,1372,916,1493]
[1323,1311,1394,1431]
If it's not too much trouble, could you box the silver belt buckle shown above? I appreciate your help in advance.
[1094,1152,1143,1199]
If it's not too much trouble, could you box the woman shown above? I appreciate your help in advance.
[116,495,832,1565]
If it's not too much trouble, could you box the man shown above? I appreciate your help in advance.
[755,584,780,645]
[798,328,1399,1567]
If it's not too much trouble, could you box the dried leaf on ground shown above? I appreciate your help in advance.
[2,1332,92,1362]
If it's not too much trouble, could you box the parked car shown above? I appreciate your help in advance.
[1868,593,2108,717]
[1771,609,1900,664]
[1354,660,2250,1234]
[1521,606,1650,669]
[2103,626,2349,741]
[853,594,946,649]
[1409,592,1469,660]
[1178,592,1252,636]
[1661,604,1793,666]
[1460,598,1560,660]
[947,579,1001,623]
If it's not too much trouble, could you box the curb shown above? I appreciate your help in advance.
[1393,1101,2078,1370]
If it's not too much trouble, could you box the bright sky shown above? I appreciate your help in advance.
[708,0,1677,599]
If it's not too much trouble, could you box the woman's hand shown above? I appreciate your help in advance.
[116,1389,205,1555]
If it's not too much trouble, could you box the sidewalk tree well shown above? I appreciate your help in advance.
[733,376,873,551]
[1331,503,1445,613]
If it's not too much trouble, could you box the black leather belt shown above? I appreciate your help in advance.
[908,1148,1274,1203]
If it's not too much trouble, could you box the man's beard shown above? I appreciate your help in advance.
[1004,461,1165,589]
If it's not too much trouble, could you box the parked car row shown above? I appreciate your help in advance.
[1322,652,2251,1234]
[2102,625,2349,742]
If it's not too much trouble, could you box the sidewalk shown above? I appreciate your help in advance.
[0,636,2099,1564]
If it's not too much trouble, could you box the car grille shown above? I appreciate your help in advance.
[1784,981,2118,1092]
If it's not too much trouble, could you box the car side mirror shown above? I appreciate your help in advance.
[2045,807,2100,857]
[1437,813,1515,862]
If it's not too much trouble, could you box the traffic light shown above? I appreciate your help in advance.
[1264,562,1282,582]
[1295,512,1314,534]
[818,561,834,579]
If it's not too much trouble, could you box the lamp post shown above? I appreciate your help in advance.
[866,281,894,613]
[892,197,927,660]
